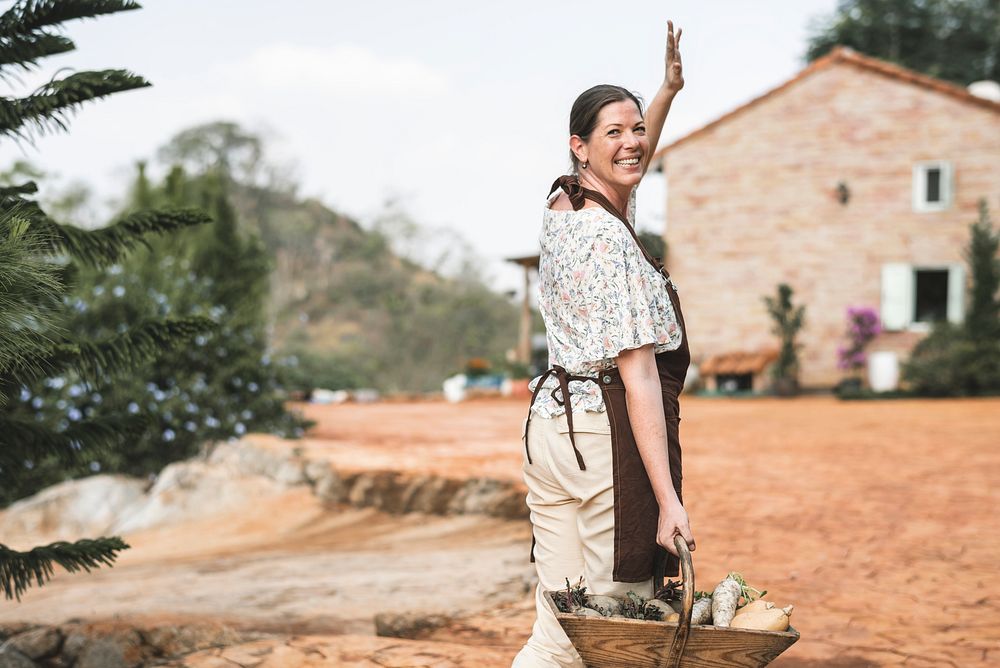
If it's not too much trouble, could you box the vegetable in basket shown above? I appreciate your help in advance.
[712,572,766,628]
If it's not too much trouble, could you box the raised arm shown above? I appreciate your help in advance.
[641,20,684,177]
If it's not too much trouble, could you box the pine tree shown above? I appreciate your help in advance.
[16,165,307,481]
[0,0,213,600]
[904,200,1000,395]
[964,200,1000,343]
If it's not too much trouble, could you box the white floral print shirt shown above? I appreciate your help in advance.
[529,187,683,418]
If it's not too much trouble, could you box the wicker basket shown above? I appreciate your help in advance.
[545,536,799,668]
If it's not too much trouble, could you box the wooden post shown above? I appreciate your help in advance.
[505,255,540,366]
[518,265,532,364]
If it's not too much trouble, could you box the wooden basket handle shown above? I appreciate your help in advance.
[663,534,694,668]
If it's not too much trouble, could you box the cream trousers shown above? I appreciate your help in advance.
[512,410,653,667]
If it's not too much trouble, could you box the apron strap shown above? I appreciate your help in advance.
[524,368,556,465]
[549,365,587,471]
[525,364,599,471]
[550,174,672,281]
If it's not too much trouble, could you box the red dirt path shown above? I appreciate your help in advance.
[297,395,1000,667]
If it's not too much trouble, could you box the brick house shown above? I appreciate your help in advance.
[652,47,1000,390]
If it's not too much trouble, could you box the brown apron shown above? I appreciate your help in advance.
[525,175,691,583]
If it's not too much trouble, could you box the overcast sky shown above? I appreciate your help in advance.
[6,0,839,294]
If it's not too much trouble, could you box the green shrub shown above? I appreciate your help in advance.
[904,200,1000,396]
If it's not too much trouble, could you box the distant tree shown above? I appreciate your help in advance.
[0,0,213,600]
[806,0,1000,85]
[637,230,666,263]
[904,200,1000,395]
[964,199,1000,342]
[763,284,807,396]
[158,121,267,187]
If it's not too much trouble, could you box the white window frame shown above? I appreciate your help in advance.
[912,161,953,212]
[880,262,964,331]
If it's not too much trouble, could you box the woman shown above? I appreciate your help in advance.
[513,21,694,667]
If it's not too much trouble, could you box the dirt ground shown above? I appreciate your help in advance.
[4,395,998,666]
[294,395,1000,667]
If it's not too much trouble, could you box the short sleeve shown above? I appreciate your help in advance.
[572,217,682,364]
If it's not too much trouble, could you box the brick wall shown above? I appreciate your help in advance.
[662,62,1000,387]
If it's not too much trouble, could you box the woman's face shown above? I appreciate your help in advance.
[573,100,648,191]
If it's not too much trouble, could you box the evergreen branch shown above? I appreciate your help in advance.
[0,180,38,197]
[0,414,145,471]
[0,69,150,140]
[3,316,217,387]
[0,204,63,388]
[40,207,212,267]
[59,316,218,380]
[0,536,129,601]
[0,0,140,39]
[0,30,73,71]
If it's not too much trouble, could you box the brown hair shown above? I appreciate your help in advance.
[568,84,645,172]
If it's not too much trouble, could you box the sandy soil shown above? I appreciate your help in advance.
[298,395,1000,667]
[4,395,999,666]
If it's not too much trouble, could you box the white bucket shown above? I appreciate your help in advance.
[868,351,899,392]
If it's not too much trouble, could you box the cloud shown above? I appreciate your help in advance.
[218,43,450,97]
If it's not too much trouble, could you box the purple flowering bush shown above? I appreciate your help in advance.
[837,307,881,373]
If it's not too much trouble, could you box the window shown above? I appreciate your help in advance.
[913,269,949,323]
[912,161,953,212]
[881,263,964,330]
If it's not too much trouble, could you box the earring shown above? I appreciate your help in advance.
[581,161,588,169]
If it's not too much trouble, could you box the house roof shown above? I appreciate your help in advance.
[505,254,539,269]
[652,46,1000,164]
[700,349,779,376]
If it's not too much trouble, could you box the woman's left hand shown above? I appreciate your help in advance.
[664,20,683,92]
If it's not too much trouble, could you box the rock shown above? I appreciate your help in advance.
[58,634,88,663]
[374,612,451,639]
[448,478,528,519]
[0,624,34,641]
[307,463,346,503]
[399,476,463,515]
[348,472,408,512]
[140,625,247,658]
[208,438,307,485]
[0,475,147,541]
[5,627,61,660]
[113,460,289,533]
[75,639,126,668]
[0,645,37,668]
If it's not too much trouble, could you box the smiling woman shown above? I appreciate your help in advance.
[514,20,696,668]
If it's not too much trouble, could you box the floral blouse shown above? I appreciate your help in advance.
[528,187,683,418]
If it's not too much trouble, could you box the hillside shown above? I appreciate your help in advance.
[140,121,524,393]
[225,181,520,393]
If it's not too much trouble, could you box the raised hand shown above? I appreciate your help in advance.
[665,20,684,93]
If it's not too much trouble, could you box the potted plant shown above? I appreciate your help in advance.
[762,284,806,396]
[836,306,881,396]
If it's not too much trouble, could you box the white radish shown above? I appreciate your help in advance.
[644,599,674,620]
[691,597,713,625]
[585,595,621,616]
[711,577,742,627]
[573,607,604,618]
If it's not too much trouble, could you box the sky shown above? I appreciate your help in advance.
[5,0,840,295]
